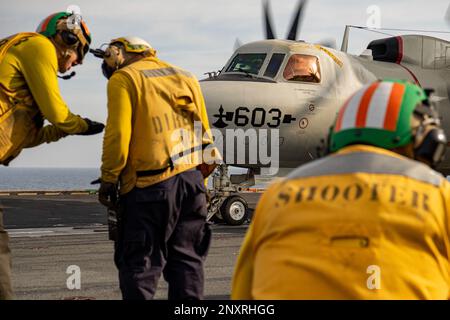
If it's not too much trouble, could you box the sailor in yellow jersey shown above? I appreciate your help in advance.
[0,12,104,300]
[91,37,220,299]
[232,79,450,299]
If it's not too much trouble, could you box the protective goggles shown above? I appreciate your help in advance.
[59,28,90,63]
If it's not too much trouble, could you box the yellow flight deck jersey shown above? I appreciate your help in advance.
[0,32,88,165]
[232,145,450,299]
[101,56,219,194]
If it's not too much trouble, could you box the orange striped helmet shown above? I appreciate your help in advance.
[37,12,92,64]
[329,79,428,152]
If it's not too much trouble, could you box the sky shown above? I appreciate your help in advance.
[1,0,449,168]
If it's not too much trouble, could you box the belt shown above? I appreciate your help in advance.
[136,166,171,177]
[136,143,210,178]
[136,166,198,177]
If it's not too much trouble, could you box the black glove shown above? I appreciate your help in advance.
[77,118,105,135]
[98,181,118,209]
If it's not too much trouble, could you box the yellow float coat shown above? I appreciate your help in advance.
[232,145,450,299]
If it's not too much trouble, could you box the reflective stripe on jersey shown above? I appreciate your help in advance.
[287,150,443,186]
[141,67,193,79]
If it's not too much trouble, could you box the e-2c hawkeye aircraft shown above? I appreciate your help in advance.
[201,0,450,225]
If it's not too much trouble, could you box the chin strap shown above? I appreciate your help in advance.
[58,71,76,80]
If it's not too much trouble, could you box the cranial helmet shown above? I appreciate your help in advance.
[36,12,92,64]
[90,36,155,79]
[329,79,447,167]
[109,36,153,54]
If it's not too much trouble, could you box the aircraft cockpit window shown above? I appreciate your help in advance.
[225,53,267,75]
[263,53,285,78]
[283,54,321,83]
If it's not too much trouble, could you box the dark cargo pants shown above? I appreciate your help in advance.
[114,170,211,300]
[0,206,13,300]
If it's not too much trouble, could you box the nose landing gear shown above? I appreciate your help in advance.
[220,195,249,225]
[207,164,255,225]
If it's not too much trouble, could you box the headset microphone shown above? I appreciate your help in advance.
[58,71,76,80]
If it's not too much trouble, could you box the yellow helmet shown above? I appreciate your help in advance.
[109,36,153,54]
[90,36,156,79]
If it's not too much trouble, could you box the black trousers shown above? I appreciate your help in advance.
[114,170,211,300]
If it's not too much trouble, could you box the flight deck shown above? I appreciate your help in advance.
[0,192,261,300]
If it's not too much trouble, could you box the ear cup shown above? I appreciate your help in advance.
[104,45,125,69]
[414,127,447,167]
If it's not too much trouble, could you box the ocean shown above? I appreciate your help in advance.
[0,166,270,191]
[0,167,100,191]
[1,166,448,191]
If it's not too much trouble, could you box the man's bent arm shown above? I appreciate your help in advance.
[18,36,88,134]
[25,124,68,148]
[101,72,133,184]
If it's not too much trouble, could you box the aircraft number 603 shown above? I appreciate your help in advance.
[212,105,297,129]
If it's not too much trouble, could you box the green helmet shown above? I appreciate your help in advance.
[329,79,428,153]
[36,12,92,63]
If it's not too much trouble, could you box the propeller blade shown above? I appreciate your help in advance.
[286,0,307,40]
[263,0,276,39]
[445,3,450,27]
[233,38,243,51]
